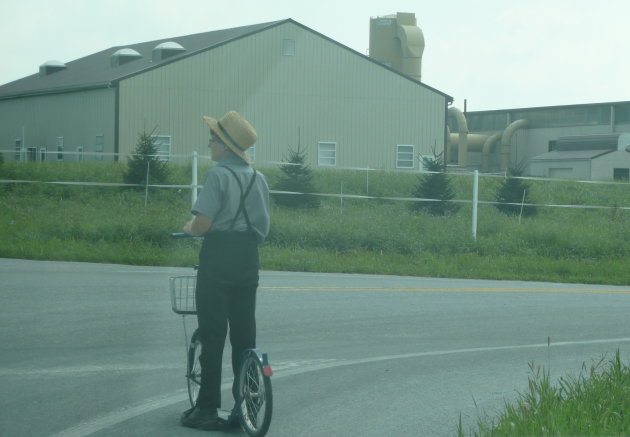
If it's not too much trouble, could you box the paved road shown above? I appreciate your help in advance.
[1,258,629,437]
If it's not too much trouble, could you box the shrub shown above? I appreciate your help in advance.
[410,152,459,216]
[495,167,537,217]
[272,145,320,209]
[123,130,169,186]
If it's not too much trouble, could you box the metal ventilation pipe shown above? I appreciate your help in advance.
[369,13,423,81]
[396,24,424,81]
[447,107,469,167]
[481,133,501,172]
[500,119,529,170]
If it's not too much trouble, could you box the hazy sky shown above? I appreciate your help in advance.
[3,0,630,111]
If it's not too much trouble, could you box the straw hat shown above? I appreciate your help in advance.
[203,111,257,164]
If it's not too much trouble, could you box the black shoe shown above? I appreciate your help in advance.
[180,406,220,430]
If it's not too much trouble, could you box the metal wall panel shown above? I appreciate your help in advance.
[0,88,115,161]
[592,151,630,180]
[118,22,448,170]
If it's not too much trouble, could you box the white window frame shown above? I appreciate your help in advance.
[76,146,84,162]
[56,137,64,161]
[282,39,296,56]
[247,145,256,163]
[151,135,171,161]
[318,142,337,166]
[15,139,22,161]
[26,147,37,162]
[396,144,415,169]
[95,134,104,161]
[40,147,47,162]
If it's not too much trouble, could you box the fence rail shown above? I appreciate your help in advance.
[2,152,628,240]
[2,179,627,211]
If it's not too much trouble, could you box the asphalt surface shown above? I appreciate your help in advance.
[1,258,629,437]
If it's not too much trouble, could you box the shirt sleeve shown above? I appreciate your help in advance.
[192,169,224,219]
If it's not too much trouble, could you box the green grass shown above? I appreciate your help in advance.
[1,161,629,284]
[458,350,630,436]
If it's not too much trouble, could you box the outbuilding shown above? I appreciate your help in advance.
[0,18,452,171]
[528,133,630,180]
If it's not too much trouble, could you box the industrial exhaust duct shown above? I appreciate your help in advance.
[447,108,529,171]
[369,12,424,81]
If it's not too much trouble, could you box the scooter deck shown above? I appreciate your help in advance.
[217,408,239,426]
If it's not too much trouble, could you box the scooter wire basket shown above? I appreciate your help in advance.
[170,275,197,315]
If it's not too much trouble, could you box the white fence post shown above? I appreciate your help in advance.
[191,151,198,210]
[340,182,344,212]
[144,161,150,207]
[472,170,479,240]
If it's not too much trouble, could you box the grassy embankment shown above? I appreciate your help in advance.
[1,161,629,285]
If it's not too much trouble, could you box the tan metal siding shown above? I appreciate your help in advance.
[0,88,115,160]
[118,22,447,169]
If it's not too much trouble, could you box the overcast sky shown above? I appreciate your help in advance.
[2,0,630,111]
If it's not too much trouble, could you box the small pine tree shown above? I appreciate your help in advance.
[123,130,169,186]
[272,145,320,209]
[495,167,537,217]
[410,151,459,216]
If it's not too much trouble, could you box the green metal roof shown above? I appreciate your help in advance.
[0,20,286,100]
[530,149,613,161]
[0,18,452,102]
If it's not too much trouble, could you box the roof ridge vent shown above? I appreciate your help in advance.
[152,41,186,62]
[111,48,142,67]
[39,60,67,76]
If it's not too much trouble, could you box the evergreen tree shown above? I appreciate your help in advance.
[495,167,537,217]
[410,152,459,216]
[123,130,169,186]
[272,145,320,209]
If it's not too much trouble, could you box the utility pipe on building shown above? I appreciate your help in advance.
[447,107,469,167]
[500,119,529,170]
[481,133,501,172]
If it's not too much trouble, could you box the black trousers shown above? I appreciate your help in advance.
[194,232,259,409]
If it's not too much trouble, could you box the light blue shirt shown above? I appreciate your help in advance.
[192,156,270,242]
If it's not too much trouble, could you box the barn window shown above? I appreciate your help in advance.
[396,145,414,169]
[151,135,171,161]
[26,147,37,162]
[15,139,22,161]
[95,135,104,161]
[56,137,64,161]
[247,145,256,163]
[318,142,336,166]
[282,39,296,56]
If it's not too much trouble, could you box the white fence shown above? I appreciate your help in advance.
[2,152,629,240]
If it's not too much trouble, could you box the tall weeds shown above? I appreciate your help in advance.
[458,350,630,436]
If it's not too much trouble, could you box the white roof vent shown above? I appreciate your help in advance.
[39,60,67,76]
[152,41,186,62]
[111,48,142,67]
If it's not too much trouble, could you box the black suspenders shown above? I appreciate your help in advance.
[223,166,257,232]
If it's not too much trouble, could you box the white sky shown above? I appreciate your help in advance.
[2,0,630,111]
